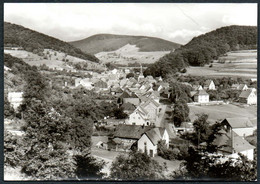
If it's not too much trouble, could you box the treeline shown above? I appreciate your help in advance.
[4,22,99,63]
[145,25,257,77]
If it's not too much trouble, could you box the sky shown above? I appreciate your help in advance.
[4,3,257,45]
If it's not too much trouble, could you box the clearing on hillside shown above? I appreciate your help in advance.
[185,50,257,79]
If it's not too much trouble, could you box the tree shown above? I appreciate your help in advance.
[173,102,190,127]
[171,147,257,181]
[74,150,105,179]
[193,114,211,146]
[110,151,168,180]
[4,95,15,118]
[112,107,128,119]
[21,100,75,179]
[126,73,135,78]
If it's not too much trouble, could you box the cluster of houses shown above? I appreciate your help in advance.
[187,80,257,105]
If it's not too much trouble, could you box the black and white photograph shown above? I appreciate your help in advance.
[3,2,257,181]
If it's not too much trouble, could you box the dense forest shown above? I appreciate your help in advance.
[70,34,181,54]
[144,25,257,77]
[4,22,99,63]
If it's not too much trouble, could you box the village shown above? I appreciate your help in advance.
[6,63,257,169]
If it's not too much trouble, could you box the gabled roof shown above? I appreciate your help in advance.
[194,90,209,96]
[222,118,253,128]
[121,102,136,111]
[204,80,213,86]
[238,84,248,90]
[111,87,123,93]
[114,125,152,139]
[190,91,198,97]
[141,98,160,109]
[239,89,255,98]
[213,130,255,153]
[145,127,166,145]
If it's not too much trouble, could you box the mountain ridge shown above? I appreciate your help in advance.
[4,22,99,63]
[70,33,181,54]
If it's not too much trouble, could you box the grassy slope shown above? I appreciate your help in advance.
[70,34,181,54]
[184,50,257,79]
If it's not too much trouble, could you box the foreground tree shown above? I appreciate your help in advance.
[110,151,168,180]
[171,147,257,181]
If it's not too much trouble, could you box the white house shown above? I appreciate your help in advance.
[128,107,150,126]
[221,118,254,137]
[138,128,169,157]
[213,129,255,160]
[75,78,94,90]
[193,90,209,103]
[239,88,257,105]
[7,92,23,110]
[204,80,216,90]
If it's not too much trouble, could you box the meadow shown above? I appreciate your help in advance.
[185,50,257,79]
[189,103,257,127]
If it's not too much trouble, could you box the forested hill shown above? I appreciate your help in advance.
[144,25,257,78]
[70,34,181,54]
[4,22,99,63]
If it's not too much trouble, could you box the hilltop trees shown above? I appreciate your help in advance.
[4,22,99,62]
[145,25,257,78]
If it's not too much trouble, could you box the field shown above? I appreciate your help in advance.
[185,50,257,79]
[189,103,257,126]
[4,49,106,71]
[95,44,170,65]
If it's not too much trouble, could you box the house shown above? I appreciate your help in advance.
[192,85,203,91]
[231,84,240,90]
[204,80,215,90]
[75,78,94,90]
[112,124,152,151]
[7,92,23,110]
[213,130,255,160]
[110,87,123,96]
[221,118,254,137]
[193,90,209,103]
[118,91,140,106]
[128,106,150,126]
[139,99,161,125]
[146,91,160,103]
[94,80,108,89]
[239,88,257,105]
[237,84,248,91]
[121,102,136,115]
[137,128,169,157]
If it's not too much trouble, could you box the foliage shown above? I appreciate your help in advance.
[173,102,190,127]
[145,25,257,77]
[4,22,99,62]
[126,72,135,78]
[4,130,25,167]
[74,150,105,179]
[110,151,168,180]
[70,33,180,54]
[171,147,257,181]
[112,107,128,119]
[4,95,15,118]
[157,140,180,160]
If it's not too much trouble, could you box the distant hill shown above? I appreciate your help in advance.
[144,25,257,78]
[70,34,181,54]
[4,22,99,63]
